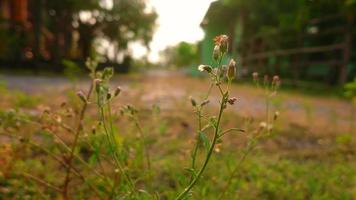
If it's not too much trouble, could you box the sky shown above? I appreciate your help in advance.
[130,0,216,62]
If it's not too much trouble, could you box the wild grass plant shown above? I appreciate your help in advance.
[3,35,354,200]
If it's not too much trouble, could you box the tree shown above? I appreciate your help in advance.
[161,42,199,68]
[101,0,157,62]
[29,0,156,63]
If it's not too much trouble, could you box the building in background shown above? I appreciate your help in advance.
[1,0,28,24]
[200,0,355,85]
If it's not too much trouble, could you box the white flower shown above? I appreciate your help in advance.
[198,65,212,73]
[259,122,267,129]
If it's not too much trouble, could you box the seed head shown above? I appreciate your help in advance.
[227,59,236,80]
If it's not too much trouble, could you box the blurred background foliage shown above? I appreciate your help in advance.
[196,0,356,86]
[0,0,355,85]
[0,0,157,72]
[160,42,199,69]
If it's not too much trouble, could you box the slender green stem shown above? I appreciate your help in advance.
[62,81,94,199]
[0,132,106,198]
[190,83,213,172]
[218,142,255,200]
[99,106,136,196]
[22,172,62,193]
[133,117,151,170]
[175,94,226,200]
[218,128,245,138]
[50,129,107,180]
[190,108,202,173]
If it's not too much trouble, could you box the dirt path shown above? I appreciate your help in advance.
[1,72,354,134]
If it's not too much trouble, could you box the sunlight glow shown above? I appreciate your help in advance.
[133,0,216,62]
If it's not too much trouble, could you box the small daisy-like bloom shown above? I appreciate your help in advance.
[198,65,204,72]
[213,35,229,53]
[252,72,259,81]
[213,35,228,46]
[198,65,212,73]
[272,75,281,87]
[259,121,267,129]
[272,75,280,82]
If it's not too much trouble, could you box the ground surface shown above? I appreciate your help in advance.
[1,71,353,134]
[0,71,355,199]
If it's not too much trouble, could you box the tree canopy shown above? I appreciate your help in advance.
[1,0,157,64]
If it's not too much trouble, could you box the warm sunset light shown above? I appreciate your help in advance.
[0,0,355,199]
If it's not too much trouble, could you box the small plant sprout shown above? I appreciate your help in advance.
[94,67,137,197]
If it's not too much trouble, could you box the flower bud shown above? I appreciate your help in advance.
[94,79,102,85]
[91,126,96,135]
[200,99,210,107]
[220,35,229,53]
[273,111,280,121]
[189,96,197,107]
[272,75,281,87]
[264,75,269,85]
[114,86,121,96]
[227,59,236,80]
[213,45,220,61]
[106,92,112,100]
[77,91,87,103]
[218,65,227,78]
[227,97,237,105]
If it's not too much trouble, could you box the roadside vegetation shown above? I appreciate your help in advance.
[0,36,355,200]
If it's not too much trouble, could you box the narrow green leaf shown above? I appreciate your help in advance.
[199,132,210,152]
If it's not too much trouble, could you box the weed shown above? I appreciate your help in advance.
[3,35,354,200]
